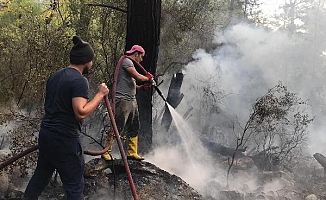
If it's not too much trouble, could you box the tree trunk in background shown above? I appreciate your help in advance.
[73,0,92,39]
[313,153,326,178]
[161,73,184,132]
[126,0,161,153]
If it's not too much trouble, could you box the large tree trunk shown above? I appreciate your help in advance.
[126,0,161,153]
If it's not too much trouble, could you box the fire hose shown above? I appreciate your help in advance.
[102,96,139,200]
[153,84,167,102]
[0,144,39,170]
[0,96,139,200]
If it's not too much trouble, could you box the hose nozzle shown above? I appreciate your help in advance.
[149,78,166,103]
[150,78,157,86]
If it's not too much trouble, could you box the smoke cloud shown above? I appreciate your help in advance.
[149,9,326,197]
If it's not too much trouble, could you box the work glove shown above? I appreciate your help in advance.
[145,72,154,81]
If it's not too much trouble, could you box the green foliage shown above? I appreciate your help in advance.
[0,0,126,109]
[85,0,127,86]
[0,0,73,109]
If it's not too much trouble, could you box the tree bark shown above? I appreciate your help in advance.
[313,153,326,177]
[161,73,184,132]
[126,0,161,153]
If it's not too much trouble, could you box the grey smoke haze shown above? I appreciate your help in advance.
[149,8,326,197]
[212,22,326,154]
[178,21,326,154]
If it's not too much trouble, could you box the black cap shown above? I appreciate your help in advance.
[69,36,94,64]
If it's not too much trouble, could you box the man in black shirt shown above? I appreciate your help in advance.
[23,36,109,200]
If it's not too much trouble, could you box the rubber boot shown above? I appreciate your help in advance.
[127,136,144,161]
[102,137,115,161]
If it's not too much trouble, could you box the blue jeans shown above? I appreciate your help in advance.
[23,130,85,200]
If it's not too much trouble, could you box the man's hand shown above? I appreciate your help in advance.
[98,83,109,96]
[145,72,154,81]
[73,83,109,121]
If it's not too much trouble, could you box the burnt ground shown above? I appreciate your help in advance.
[83,158,206,200]
[2,152,326,200]
[0,158,206,200]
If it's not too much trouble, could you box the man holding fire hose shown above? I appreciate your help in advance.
[102,45,154,161]
[23,36,109,200]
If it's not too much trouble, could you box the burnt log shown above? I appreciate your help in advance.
[201,139,282,171]
[250,151,280,171]
[313,153,326,177]
[200,138,246,158]
[161,73,184,131]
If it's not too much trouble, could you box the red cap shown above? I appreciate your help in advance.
[126,45,145,54]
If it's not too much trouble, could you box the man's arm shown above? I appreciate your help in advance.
[72,83,109,121]
[126,67,151,82]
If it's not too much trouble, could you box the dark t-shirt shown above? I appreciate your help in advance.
[41,68,89,138]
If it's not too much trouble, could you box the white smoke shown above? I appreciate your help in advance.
[212,22,326,154]
[149,15,326,197]
[177,21,326,153]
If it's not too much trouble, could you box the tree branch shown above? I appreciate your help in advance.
[86,3,127,13]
